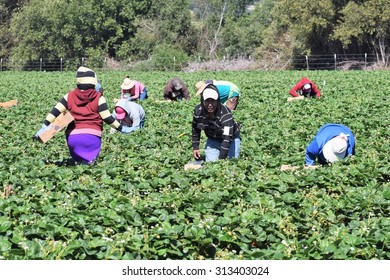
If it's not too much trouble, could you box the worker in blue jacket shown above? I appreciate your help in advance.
[305,123,356,166]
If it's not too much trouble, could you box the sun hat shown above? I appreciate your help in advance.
[195,81,207,96]
[303,83,311,90]
[203,88,218,100]
[115,106,127,120]
[121,78,135,90]
[322,136,348,163]
[76,66,97,86]
[172,79,182,91]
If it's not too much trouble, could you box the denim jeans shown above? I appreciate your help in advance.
[139,89,148,100]
[205,133,241,162]
[139,117,145,128]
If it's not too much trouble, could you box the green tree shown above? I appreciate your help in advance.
[267,0,334,54]
[9,0,147,65]
[0,0,28,58]
[8,0,195,65]
[190,0,256,59]
[10,0,100,63]
[333,0,390,65]
[150,43,189,71]
[127,0,196,60]
[221,0,274,59]
[253,0,335,68]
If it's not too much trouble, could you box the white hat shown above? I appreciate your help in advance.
[121,78,135,90]
[303,83,311,90]
[322,136,348,163]
[203,88,218,100]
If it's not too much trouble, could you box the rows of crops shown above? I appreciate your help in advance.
[0,70,389,259]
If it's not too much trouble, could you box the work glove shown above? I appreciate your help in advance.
[121,125,136,134]
[122,93,132,100]
[35,124,50,139]
[95,83,103,93]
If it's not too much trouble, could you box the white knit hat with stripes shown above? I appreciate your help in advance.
[76,66,97,86]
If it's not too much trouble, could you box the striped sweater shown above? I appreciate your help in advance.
[43,88,122,137]
[192,103,240,159]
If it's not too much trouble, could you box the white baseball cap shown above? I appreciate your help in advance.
[322,136,348,163]
[303,83,311,90]
[203,88,218,100]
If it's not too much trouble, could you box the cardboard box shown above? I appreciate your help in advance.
[287,96,304,102]
[280,164,299,171]
[0,99,18,108]
[39,111,74,143]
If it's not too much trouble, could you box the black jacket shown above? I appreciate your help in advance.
[191,84,240,159]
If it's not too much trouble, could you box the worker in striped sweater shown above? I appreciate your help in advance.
[35,66,133,165]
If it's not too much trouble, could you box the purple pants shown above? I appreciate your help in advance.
[66,134,101,164]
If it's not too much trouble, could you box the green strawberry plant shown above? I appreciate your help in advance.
[0,70,388,259]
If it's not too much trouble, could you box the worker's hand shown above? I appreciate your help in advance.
[193,149,201,160]
[35,124,50,139]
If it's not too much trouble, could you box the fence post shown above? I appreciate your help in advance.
[334,54,337,70]
[60,58,63,71]
[305,55,309,70]
[365,53,367,68]
[40,58,43,71]
[0,58,2,71]
[82,57,85,66]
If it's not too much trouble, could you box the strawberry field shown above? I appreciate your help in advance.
[0,70,389,260]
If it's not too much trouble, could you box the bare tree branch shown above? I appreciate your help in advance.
[141,20,155,32]
[209,0,227,58]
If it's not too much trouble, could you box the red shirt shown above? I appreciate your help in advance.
[289,77,321,97]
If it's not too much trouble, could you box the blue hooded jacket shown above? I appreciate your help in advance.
[305,124,355,165]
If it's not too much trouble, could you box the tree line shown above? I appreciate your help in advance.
[0,0,389,70]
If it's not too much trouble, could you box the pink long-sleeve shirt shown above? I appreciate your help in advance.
[121,80,145,100]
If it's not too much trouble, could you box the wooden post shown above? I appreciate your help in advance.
[306,55,309,70]
[365,53,367,68]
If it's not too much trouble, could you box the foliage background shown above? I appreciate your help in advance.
[1,0,390,68]
[0,70,389,259]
